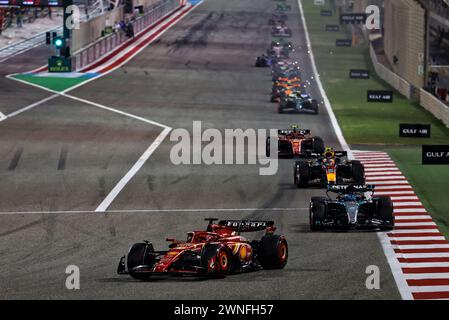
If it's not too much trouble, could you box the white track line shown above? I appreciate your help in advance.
[366,171,403,176]
[395,216,433,221]
[0,93,60,122]
[400,262,449,267]
[355,151,449,300]
[375,191,416,196]
[392,237,447,241]
[403,273,449,280]
[297,0,350,155]
[0,207,309,215]
[408,286,449,292]
[1,2,203,213]
[366,175,406,180]
[399,253,449,258]
[376,185,413,190]
[395,208,427,213]
[298,0,412,298]
[377,232,413,299]
[391,196,419,201]
[393,202,424,207]
[61,93,169,129]
[95,126,171,212]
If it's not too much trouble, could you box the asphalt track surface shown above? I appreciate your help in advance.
[0,0,401,299]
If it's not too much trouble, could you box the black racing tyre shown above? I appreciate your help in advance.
[377,196,394,231]
[127,242,156,280]
[351,160,365,184]
[258,235,288,269]
[295,161,310,188]
[266,137,271,157]
[312,137,325,154]
[310,197,327,231]
[278,102,284,114]
[201,244,231,278]
[311,100,319,115]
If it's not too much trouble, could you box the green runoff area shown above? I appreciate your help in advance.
[301,0,449,235]
[12,73,90,92]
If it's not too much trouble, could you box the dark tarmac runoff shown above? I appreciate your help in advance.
[0,0,400,299]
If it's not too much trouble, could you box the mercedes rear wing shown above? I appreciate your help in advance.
[327,184,375,194]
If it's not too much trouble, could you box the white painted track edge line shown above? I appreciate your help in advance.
[61,93,169,129]
[298,1,411,299]
[377,232,414,299]
[0,207,309,215]
[297,0,350,155]
[61,4,200,95]
[94,127,172,212]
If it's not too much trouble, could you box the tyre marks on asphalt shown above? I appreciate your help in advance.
[57,145,68,171]
[353,150,449,300]
[8,147,23,171]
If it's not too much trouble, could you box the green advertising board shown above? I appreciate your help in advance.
[48,56,72,73]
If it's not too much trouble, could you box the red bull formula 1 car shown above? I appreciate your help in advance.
[117,219,288,280]
[294,148,365,188]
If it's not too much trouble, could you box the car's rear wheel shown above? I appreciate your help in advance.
[295,161,309,188]
[310,197,327,231]
[266,137,271,157]
[378,196,394,231]
[312,137,324,154]
[311,100,319,114]
[351,160,365,184]
[278,102,284,114]
[258,235,288,269]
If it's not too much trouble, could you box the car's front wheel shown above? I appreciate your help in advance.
[377,196,394,231]
[310,197,327,231]
[126,242,156,280]
[201,244,232,278]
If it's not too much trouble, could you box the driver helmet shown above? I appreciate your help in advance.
[290,124,300,134]
[324,147,335,158]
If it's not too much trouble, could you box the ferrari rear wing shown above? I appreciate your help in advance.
[218,220,275,232]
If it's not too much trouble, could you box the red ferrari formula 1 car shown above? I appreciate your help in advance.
[266,125,325,158]
[117,219,288,280]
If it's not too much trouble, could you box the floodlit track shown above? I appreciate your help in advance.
[0,0,400,299]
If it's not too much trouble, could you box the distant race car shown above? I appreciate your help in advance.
[255,54,272,67]
[271,39,294,51]
[269,18,286,26]
[271,60,301,81]
[270,13,288,21]
[294,148,365,188]
[272,25,292,38]
[309,185,395,231]
[117,219,288,280]
[268,43,290,59]
[278,93,318,114]
[266,125,325,158]
[271,79,302,102]
[276,3,291,11]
